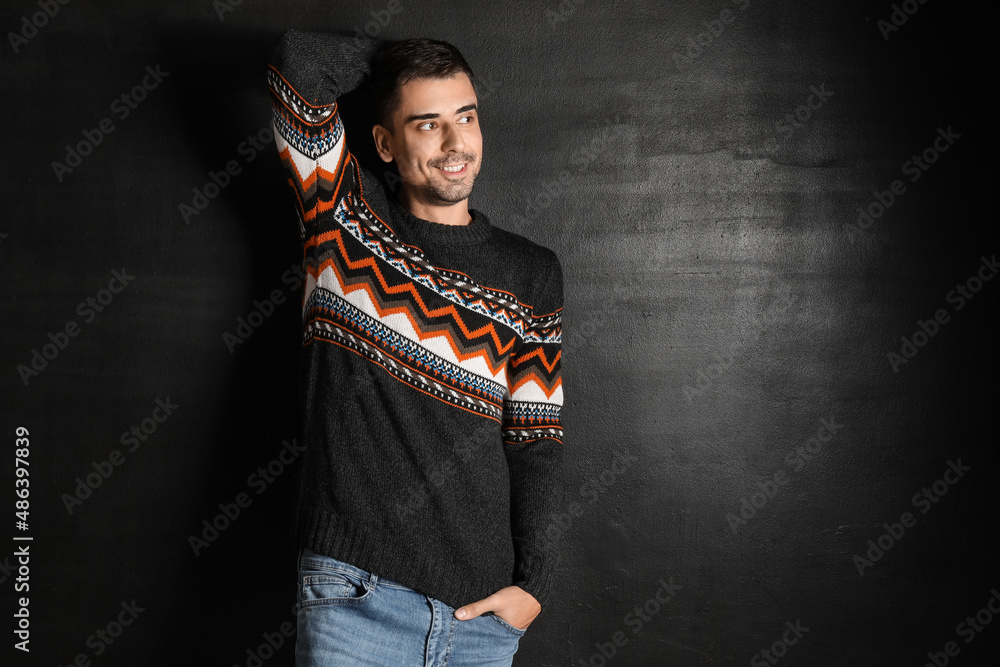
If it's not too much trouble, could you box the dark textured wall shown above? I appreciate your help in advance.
[2,1,995,665]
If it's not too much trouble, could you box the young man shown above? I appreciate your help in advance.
[266,29,565,665]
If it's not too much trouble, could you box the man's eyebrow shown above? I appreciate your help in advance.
[404,103,478,125]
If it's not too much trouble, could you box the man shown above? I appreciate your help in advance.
[266,28,565,665]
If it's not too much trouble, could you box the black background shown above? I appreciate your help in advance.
[2,0,996,665]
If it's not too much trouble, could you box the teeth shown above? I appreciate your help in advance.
[439,164,465,172]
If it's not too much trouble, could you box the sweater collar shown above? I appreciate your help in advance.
[387,196,493,246]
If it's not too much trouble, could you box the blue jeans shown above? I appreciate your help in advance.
[294,547,525,666]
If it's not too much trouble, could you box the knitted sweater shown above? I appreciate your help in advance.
[266,29,565,611]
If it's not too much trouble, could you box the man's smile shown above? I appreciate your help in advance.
[435,163,468,176]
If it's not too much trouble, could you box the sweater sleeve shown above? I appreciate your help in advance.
[502,253,566,609]
[265,29,382,237]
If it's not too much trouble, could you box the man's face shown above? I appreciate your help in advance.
[374,73,482,207]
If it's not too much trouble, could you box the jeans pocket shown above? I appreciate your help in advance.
[299,560,373,607]
[489,613,527,637]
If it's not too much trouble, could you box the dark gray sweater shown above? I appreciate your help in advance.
[266,29,565,610]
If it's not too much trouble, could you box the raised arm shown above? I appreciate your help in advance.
[266,29,381,236]
[502,253,566,609]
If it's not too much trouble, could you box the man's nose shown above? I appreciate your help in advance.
[441,123,466,151]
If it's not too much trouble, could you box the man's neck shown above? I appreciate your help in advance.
[398,189,472,227]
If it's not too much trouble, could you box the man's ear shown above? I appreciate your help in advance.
[372,124,395,163]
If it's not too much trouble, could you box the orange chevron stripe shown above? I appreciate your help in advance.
[305,225,523,338]
[510,346,560,373]
[318,258,516,375]
[509,371,562,399]
[304,230,520,375]
[278,146,349,222]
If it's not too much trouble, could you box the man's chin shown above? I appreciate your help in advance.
[420,183,475,206]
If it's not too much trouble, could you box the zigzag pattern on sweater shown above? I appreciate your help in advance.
[304,287,507,419]
[300,195,562,426]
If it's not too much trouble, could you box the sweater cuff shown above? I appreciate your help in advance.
[512,537,558,609]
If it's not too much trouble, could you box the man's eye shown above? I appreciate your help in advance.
[418,122,434,130]
[459,115,476,124]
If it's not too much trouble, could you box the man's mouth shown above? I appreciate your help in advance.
[435,163,467,176]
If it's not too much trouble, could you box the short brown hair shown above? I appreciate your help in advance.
[370,38,476,133]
